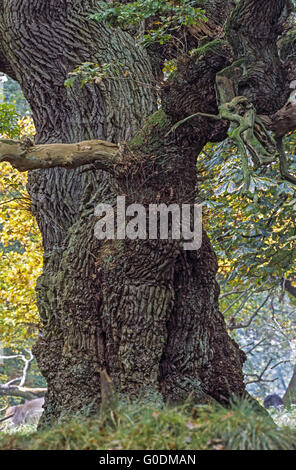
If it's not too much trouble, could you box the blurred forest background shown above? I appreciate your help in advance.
[0,74,46,406]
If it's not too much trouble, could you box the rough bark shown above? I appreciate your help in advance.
[224,0,293,113]
[118,0,236,80]
[0,0,292,426]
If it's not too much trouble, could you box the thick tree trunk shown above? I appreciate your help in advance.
[0,0,253,426]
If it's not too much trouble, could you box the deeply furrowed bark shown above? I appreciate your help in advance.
[1,0,289,425]
[225,0,293,114]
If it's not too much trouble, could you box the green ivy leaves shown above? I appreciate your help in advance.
[91,0,207,47]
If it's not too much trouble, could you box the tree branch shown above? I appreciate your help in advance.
[0,385,46,400]
[19,349,33,387]
[0,350,46,400]
[245,337,267,355]
[245,358,274,385]
[0,350,33,387]
[0,139,119,172]
[228,290,272,331]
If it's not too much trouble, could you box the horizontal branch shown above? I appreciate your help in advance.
[0,385,47,400]
[0,139,120,172]
[260,102,296,138]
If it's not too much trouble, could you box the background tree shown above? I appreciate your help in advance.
[2,75,31,117]
[198,130,296,401]
[0,0,295,426]
[0,94,41,347]
[0,350,46,405]
[0,88,44,411]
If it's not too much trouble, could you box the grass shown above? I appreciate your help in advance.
[1,399,296,450]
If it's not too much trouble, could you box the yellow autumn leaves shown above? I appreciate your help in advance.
[0,116,42,347]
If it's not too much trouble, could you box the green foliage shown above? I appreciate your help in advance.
[3,77,31,117]
[1,399,296,450]
[196,132,296,398]
[199,132,296,286]
[0,111,41,347]
[162,58,177,75]
[64,61,128,88]
[198,399,296,450]
[190,39,228,58]
[129,109,170,151]
[0,102,20,138]
[91,0,207,47]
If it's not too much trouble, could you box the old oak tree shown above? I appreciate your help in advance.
[0,0,295,425]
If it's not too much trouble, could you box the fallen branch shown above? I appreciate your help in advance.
[0,385,47,400]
